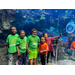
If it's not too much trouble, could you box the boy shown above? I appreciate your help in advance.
[39,37,49,65]
[16,30,27,65]
[27,29,40,65]
[6,26,19,65]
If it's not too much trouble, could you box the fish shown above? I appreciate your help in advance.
[26,20,29,23]
[40,9,43,11]
[55,10,57,12]
[44,12,50,15]
[23,15,26,18]
[65,10,68,13]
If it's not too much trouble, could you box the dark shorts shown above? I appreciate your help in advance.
[19,52,27,65]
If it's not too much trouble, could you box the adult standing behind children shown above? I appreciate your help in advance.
[43,33,62,64]
[6,27,19,65]
[27,29,40,65]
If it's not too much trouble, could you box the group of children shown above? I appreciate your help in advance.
[6,26,62,65]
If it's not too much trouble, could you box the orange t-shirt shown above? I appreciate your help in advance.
[39,43,49,55]
[70,41,75,50]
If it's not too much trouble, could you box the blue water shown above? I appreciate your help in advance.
[0,9,75,64]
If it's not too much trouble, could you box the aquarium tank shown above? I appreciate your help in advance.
[0,9,75,65]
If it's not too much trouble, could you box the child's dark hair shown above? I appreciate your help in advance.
[43,33,47,36]
[31,28,38,33]
[11,26,16,30]
[19,30,25,35]
[41,37,45,39]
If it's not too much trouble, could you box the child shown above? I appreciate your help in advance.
[39,37,49,65]
[27,29,40,65]
[16,30,27,65]
[6,26,19,65]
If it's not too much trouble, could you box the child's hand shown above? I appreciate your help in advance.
[27,50,30,53]
[18,52,20,56]
[40,50,44,53]
[60,33,62,37]
[43,50,48,53]
[43,50,47,52]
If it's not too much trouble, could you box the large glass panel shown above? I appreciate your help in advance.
[0,9,75,65]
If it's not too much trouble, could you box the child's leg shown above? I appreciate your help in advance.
[41,54,44,65]
[14,52,18,65]
[19,52,23,65]
[47,51,50,64]
[23,53,27,65]
[34,59,36,65]
[44,54,47,65]
[8,53,13,65]
[29,50,33,65]
[30,59,33,65]
[51,51,55,64]
[33,50,38,65]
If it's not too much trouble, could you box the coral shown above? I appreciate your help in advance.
[40,14,46,20]
[0,30,2,33]
[3,21,10,30]
[46,27,55,32]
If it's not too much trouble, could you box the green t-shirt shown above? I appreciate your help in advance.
[27,35,40,50]
[6,34,19,53]
[16,36,27,53]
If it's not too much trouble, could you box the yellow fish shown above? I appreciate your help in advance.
[65,10,68,13]
[55,10,57,12]
[40,9,42,11]
[73,17,75,18]
[32,11,34,13]
[73,15,74,16]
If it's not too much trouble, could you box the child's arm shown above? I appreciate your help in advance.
[38,42,40,47]
[40,49,49,54]
[7,43,9,49]
[27,37,30,53]
[26,42,30,53]
[40,50,44,53]
[27,43,30,53]
[39,45,43,53]
[40,50,48,53]
[16,38,20,56]
[43,50,48,52]
[16,45,20,56]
